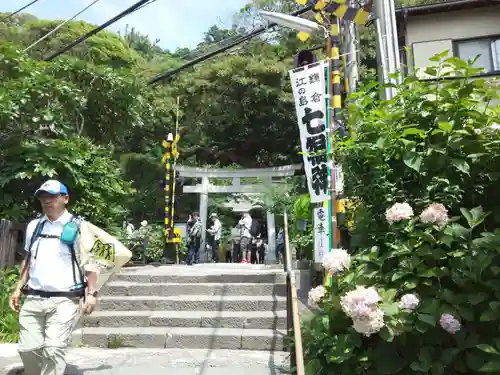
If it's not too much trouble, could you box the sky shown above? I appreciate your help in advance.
[1,0,250,51]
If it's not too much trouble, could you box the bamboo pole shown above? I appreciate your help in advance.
[283,210,305,375]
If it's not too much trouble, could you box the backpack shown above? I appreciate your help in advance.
[25,215,84,291]
[249,219,260,238]
[189,221,202,239]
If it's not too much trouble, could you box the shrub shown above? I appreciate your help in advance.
[299,54,500,375]
[0,267,20,343]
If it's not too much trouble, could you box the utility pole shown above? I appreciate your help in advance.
[342,0,360,96]
[326,15,341,251]
[374,0,401,100]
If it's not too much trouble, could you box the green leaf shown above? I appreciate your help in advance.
[469,293,488,305]
[417,313,436,326]
[420,299,440,314]
[451,158,470,174]
[402,128,425,137]
[378,326,394,342]
[305,359,322,375]
[480,309,498,322]
[381,288,398,302]
[441,348,460,364]
[380,302,399,316]
[478,361,500,373]
[477,344,500,355]
[438,121,453,133]
[410,362,427,372]
[431,362,444,375]
[403,151,423,172]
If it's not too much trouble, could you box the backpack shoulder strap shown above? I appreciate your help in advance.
[28,219,46,253]
[67,215,85,289]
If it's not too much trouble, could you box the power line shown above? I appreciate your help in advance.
[0,0,42,23]
[43,0,156,61]
[24,0,103,52]
[148,4,314,85]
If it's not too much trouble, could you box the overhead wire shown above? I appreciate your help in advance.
[0,0,42,23]
[43,0,157,61]
[24,0,103,52]
[148,4,314,85]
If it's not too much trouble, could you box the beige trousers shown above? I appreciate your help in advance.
[17,296,81,375]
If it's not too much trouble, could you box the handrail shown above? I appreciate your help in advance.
[283,210,305,375]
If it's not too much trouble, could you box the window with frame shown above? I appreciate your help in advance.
[454,36,500,73]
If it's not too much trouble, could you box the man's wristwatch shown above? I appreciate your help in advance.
[88,290,98,298]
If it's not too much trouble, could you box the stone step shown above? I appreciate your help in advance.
[114,269,286,284]
[73,327,288,350]
[101,282,287,297]
[83,310,287,330]
[97,295,287,312]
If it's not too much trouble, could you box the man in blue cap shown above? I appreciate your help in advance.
[9,180,98,375]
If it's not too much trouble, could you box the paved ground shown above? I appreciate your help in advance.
[0,346,290,375]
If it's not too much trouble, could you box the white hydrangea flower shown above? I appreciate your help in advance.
[351,308,385,337]
[419,203,449,226]
[340,286,381,320]
[399,293,420,310]
[308,285,326,306]
[322,249,351,275]
[385,203,414,224]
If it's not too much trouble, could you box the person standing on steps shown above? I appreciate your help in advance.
[186,212,202,266]
[276,227,285,264]
[207,212,222,263]
[238,212,253,263]
[9,179,99,375]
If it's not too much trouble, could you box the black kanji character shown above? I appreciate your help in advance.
[309,73,320,84]
[305,133,326,153]
[299,96,308,106]
[311,164,328,196]
[302,107,325,135]
[311,92,322,103]
[296,77,306,87]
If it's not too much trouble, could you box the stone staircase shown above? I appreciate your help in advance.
[72,264,289,354]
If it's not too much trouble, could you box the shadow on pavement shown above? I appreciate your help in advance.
[6,363,113,375]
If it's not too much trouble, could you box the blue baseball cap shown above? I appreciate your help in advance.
[34,180,69,196]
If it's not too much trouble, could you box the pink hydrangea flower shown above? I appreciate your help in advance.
[420,203,449,226]
[440,313,461,334]
[385,203,414,224]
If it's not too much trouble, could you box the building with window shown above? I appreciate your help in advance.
[395,0,500,82]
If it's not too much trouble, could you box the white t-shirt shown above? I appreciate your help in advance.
[238,216,253,239]
[24,210,83,292]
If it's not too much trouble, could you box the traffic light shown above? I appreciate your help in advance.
[294,49,316,68]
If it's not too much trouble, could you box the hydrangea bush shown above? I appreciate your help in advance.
[299,55,500,375]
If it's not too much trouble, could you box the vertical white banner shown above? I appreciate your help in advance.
[313,207,330,263]
[290,62,329,203]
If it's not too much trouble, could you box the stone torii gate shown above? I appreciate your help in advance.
[177,164,303,264]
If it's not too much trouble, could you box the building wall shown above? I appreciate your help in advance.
[406,5,500,73]
[404,5,500,106]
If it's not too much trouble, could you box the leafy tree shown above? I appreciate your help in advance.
[0,14,142,67]
[168,54,301,167]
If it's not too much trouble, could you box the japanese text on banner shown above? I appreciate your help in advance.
[314,207,330,263]
[290,62,329,203]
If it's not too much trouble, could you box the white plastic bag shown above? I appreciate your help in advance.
[76,221,132,291]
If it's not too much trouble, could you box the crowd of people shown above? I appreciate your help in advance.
[184,211,284,265]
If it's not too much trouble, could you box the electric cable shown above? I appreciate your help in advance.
[24,0,103,52]
[148,4,314,85]
[0,0,43,23]
[43,0,156,61]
